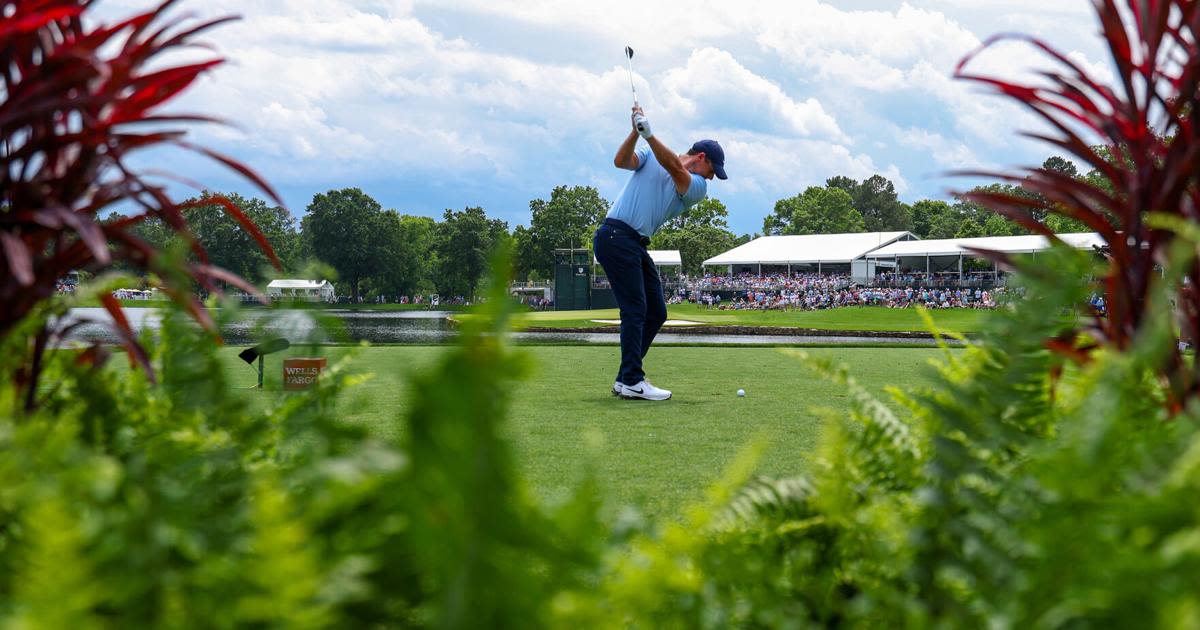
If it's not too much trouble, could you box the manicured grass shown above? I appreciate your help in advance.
[472,304,991,333]
[221,344,952,519]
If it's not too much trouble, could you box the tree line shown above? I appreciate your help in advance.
[105,189,507,301]
[104,154,1096,298]
[762,156,1091,239]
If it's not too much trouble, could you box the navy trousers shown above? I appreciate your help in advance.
[593,219,667,386]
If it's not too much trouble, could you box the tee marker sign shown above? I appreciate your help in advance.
[283,357,327,390]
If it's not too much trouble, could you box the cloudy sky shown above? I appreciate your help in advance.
[97,0,1111,235]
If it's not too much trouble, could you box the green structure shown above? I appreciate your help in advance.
[553,248,591,311]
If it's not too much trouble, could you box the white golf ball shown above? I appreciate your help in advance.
[737,389,745,397]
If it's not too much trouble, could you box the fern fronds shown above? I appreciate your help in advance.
[783,349,924,490]
[713,475,816,533]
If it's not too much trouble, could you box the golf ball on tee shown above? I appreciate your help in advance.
[737,389,746,397]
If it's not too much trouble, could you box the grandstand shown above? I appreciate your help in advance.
[654,231,1111,313]
[865,233,1106,281]
[702,231,918,282]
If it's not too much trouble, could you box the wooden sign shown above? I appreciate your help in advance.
[283,357,327,390]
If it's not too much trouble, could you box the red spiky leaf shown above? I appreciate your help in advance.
[954,0,1200,413]
[0,0,287,408]
[100,293,154,381]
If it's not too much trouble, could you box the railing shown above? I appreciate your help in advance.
[871,276,1007,289]
[510,281,553,289]
[670,281,856,292]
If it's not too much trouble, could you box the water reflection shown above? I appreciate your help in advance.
[58,307,959,347]
[60,307,455,345]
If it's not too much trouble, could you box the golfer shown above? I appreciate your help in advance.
[594,105,726,401]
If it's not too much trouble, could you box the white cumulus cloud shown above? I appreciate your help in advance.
[85,0,1116,233]
[659,48,847,142]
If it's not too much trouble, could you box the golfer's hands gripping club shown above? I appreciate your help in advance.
[631,105,652,139]
[634,114,651,139]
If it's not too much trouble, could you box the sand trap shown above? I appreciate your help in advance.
[591,319,705,326]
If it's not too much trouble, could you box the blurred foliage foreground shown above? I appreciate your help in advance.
[5,0,1200,626]
[2,246,1200,629]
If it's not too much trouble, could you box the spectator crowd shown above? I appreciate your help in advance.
[663,272,1004,311]
[323,294,473,307]
[111,288,157,300]
[73,270,1009,313]
[514,294,554,310]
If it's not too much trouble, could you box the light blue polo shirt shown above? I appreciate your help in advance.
[607,147,707,237]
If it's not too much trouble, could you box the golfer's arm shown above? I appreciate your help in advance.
[645,135,691,194]
[613,130,640,170]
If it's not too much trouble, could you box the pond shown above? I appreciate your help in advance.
[57,308,958,347]
[60,307,455,345]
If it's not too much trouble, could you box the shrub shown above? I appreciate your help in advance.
[0,0,282,408]
[4,0,1200,628]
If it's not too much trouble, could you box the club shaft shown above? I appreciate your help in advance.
[625,57,638,106]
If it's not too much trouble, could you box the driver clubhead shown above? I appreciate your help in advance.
[625,46,634,59]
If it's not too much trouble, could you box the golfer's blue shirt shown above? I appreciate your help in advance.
[607,147,707,238]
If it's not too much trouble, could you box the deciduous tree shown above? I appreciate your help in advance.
[435,207,508,298]
[909,200,953,238]
[301,188,389,300]
[955,217,985,238]
[764,187,865,235]
[517,186,609,280]
[662,197,730,231]
[371,212,438,298]
[828,174,912,231]
[652,198,739,275]
[179,192,299,283]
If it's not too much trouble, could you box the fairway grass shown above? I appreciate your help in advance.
[222,344,951,519]
[471,304,990,333]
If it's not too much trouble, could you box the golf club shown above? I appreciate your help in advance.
[625,45,648,136]
[624,45,638,106]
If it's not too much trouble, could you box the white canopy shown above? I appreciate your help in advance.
[266,279,335,301]
[594,250,682,266]
[649,250,682,266]
[267,279,333,290]
[866,233,1106,258]
[703,231,915,266]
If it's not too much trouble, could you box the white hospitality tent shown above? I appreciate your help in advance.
[649,250,682,275]
[865,233,1107,279]
[702,231,918,281]
[266,279,336,302]
[594,250,683,277]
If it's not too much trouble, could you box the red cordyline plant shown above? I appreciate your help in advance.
[954,0,1200,413]
[1,0,281,410]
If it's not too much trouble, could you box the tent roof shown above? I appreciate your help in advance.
[703,232,915,266]
[267,279,332,289]
[649,250,681,266]
[594,250,682,266]
[866,233,1106,258]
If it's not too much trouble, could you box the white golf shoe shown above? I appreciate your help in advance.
[619,380,672,401]
[612,381,623,396]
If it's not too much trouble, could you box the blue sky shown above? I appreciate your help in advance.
[97,0,1110,236]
